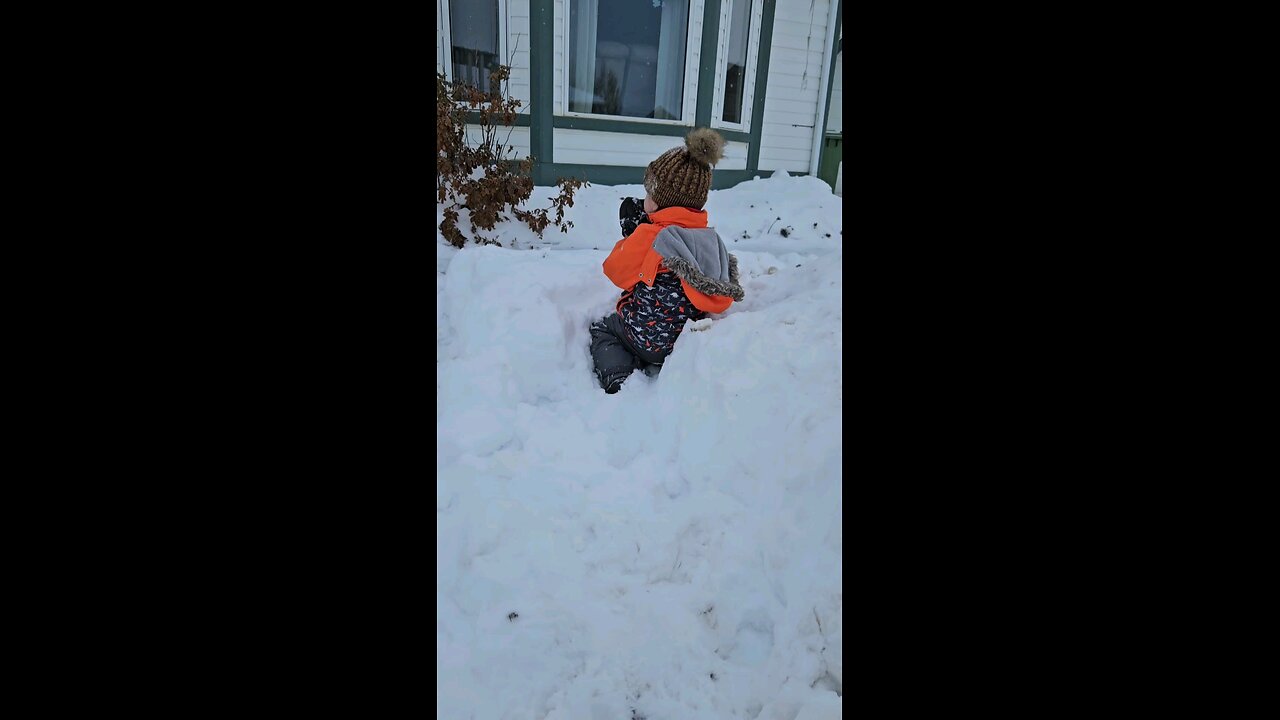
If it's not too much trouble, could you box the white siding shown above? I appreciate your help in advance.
[552,128,746,170]
[435,1,529,112]
[684,1,706,124]
[554,0,564,115]
[508,0,532,112]
[554,129,682,166]
[719,140,748,170]
[436,0,447,75]
[464,124,532,160]
[758,0,831,172]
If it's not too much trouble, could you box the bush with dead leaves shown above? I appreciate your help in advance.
[437,64,587,248]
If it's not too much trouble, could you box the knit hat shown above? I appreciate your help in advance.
[643,128,726,210]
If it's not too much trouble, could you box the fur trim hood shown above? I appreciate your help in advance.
[653,227,745,301]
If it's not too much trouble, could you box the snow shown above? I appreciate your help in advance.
[437,173,842,719]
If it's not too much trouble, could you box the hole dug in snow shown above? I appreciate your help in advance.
[723,612,774,667]
[811,670,842,697]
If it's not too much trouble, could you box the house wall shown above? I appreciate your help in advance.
[435,0,532,111]
[827,49,841,134]
[508,0,532,112]
[463,124,532,160]
[554,129,747,169]
[757,0,832,172]
[436,2,448,75]
[553,0,563,115]
[437,1,534,158]
[438,0,841,183]
[826,45,841,196]
[552,0,705,123]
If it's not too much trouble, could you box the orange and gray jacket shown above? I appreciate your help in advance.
[603,206,744,355]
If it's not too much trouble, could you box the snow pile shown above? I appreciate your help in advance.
[438,173,842,719]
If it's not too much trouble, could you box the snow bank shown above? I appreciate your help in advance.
[438,176,842,719]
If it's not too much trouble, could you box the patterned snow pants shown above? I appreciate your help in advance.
[589,198,666,393]
[589,313,666,393]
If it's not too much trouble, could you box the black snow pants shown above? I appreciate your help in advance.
[590,314,666,393]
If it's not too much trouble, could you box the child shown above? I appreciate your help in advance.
[590,128,745,394]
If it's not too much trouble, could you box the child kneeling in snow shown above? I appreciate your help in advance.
[590,128,745,394]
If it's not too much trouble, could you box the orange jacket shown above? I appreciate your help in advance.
[602,207,735,314]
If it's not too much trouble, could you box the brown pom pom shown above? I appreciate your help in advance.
[685,127,725,167]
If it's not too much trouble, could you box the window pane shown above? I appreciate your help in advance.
[570,0,689,120]
[450,0,500,93]
[722,0,750,124]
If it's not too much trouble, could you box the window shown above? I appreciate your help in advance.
[712,0,761,131]
[442,0,505,94]
[567,0,694,122]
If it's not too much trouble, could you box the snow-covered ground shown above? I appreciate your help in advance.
[437,172,842,720]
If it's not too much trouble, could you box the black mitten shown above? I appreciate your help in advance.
[619,197,649,237]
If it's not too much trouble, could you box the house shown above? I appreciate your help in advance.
[821,27,842,195]
[436,0,842,191]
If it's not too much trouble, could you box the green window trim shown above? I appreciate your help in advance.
[458,0,781,184]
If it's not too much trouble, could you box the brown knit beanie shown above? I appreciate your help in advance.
[643,128,726,210]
